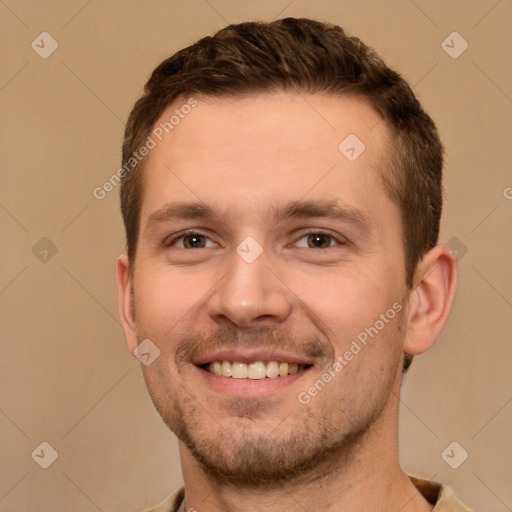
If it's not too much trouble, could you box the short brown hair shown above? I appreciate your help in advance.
[121,17,445,372]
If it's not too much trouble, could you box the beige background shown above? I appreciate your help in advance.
[1,0,511,510]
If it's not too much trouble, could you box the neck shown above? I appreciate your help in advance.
[178,391,433,512]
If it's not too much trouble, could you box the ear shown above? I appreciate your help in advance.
[402,245,458,356]
[116,254,138,355]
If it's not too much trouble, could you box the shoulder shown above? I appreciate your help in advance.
[408,474,474,512]
[143,485,185,512]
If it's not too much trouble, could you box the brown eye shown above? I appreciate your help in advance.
[306,233,332,249]
[182,234,206,248]
[295,232,340,249]
[166,232,216,249]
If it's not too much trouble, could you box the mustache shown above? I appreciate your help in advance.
[175,324,330,367]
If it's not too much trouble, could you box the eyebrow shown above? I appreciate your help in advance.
[144,199,374,235]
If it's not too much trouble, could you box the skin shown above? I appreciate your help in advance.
[117,92,457,512]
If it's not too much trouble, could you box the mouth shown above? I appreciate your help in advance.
[192,350,315,398]
[200,360,312,379]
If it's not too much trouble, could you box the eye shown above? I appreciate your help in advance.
[294,231,345,249]
[165,231,217,249]
[164,230,346,250]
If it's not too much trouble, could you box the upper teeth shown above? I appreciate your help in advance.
[207,360,305,379]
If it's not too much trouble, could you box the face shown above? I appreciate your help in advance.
[121,92,411,485]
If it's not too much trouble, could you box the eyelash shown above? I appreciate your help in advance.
[164,229,348,249]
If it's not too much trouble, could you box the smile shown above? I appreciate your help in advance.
[202,360,310,379]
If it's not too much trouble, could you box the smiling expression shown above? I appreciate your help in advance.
[119,91,412,484]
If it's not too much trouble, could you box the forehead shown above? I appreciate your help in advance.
[139,92,395,225]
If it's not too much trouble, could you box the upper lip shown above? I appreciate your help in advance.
[192,348,315,366]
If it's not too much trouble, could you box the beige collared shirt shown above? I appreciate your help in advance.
[144,475,474,511]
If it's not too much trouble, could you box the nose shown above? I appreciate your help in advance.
[207,245,292,328]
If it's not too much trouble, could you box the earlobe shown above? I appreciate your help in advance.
[402,245,458,356]
[116,254,138,355]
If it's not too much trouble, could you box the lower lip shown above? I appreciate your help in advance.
[194,365,312,398]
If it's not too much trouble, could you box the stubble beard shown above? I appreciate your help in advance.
[143,357,400,488]
[140,311,406,487]
[169,396,385,488]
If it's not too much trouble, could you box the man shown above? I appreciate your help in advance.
[116,17,472,512]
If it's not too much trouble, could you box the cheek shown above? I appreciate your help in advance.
[134,266,206,343]
[288,262,397,347]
